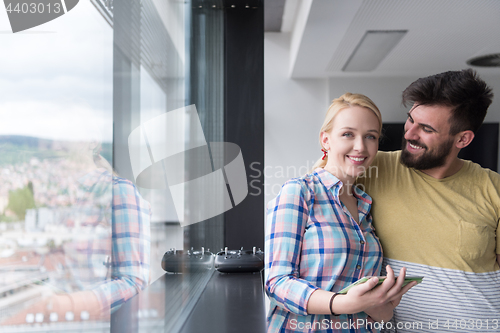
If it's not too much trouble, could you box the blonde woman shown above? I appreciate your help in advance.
[265,93,416,332]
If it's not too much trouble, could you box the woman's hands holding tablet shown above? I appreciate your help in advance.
[338,265,418,322]
[307,265,418,322]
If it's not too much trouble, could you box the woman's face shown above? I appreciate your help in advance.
[321,105,380,183]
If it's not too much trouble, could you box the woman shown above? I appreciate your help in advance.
[265,93,416,332]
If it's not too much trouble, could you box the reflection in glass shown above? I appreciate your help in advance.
[0,0,152,330]
[0,0,226,331]
[0,138,151,328]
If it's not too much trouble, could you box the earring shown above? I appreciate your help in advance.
[321,148,328,160]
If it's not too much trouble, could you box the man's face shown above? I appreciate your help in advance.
[400,104,456,170]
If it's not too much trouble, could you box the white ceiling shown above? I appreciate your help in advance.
[264,0,286,32]
[286,0,500,78]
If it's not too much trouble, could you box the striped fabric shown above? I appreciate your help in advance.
[380,258,500,333]
[265,168,383,332]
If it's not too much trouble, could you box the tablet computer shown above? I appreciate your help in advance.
[338,276,423,294]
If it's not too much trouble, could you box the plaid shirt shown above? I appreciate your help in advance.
[265,168,382,332]
[64,169,151,313]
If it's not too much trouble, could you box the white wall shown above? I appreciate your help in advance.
[483,75,500,183]
[264,32,329,207]
[328,76,415,122]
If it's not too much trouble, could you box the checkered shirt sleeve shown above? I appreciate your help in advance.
[265,178,319,316]
[92,177,151,312]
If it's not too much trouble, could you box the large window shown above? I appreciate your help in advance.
[0,0,230,331]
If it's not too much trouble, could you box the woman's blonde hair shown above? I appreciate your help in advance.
[310,92,382,172]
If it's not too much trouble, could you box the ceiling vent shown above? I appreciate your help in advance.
[467,54,500,67]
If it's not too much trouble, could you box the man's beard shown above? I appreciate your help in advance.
[400,136,454,170]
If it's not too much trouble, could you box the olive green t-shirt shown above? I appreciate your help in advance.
[358,150,500,273]
[357,150,500,331]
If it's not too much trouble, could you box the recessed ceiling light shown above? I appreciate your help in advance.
[343,30,407,72]
[467,54,500,67]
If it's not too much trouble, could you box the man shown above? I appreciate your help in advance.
[358,69,500,332]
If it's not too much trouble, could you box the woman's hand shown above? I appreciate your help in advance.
[331,265,417,318]
[372,267,419,321]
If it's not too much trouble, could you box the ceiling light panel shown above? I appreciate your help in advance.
[342,30,407,72]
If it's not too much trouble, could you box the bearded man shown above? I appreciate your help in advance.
[358,69,500,332]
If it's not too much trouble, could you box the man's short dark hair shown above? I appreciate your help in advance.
[402,69,494,135]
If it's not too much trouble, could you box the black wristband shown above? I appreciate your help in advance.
[329,293,340,316]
